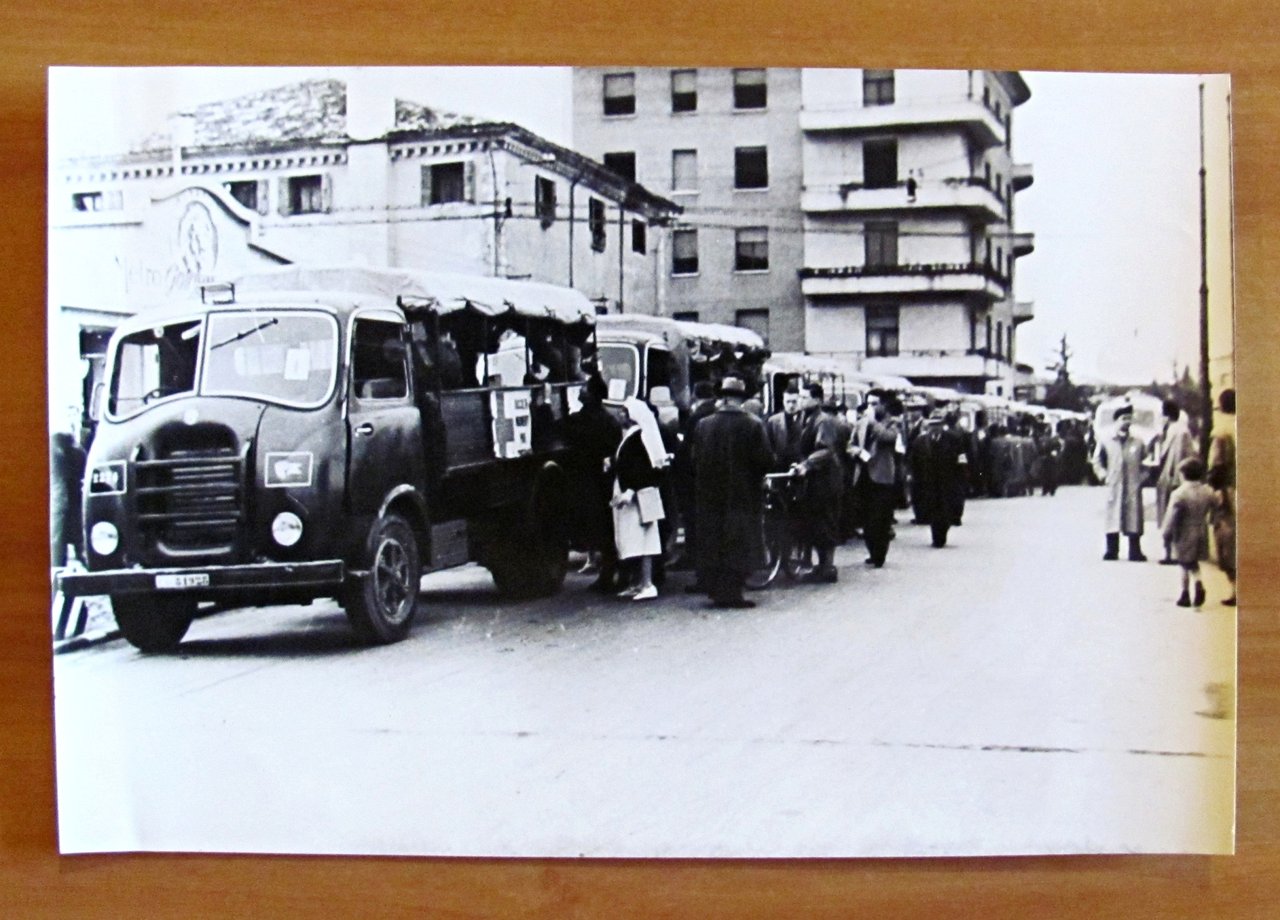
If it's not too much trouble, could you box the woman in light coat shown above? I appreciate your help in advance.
[1155,400,1197,564]
[611,397,669,601]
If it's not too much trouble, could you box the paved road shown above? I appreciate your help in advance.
[53,485,1235,857]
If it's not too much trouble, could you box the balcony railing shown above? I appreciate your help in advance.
[1010,231,1035,257]
[799,260,1010,301]
[800,260,1010,284]
[801,176,1006,221]
[800,93,1007,148]
[1012,300,1035,323]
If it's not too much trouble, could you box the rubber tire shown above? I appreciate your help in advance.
[112,595,196,653]
[488,471,569,600]
[343,513,421,645]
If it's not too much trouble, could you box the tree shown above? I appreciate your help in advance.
[1044,333,1087,412]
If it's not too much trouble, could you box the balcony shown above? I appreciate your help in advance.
[849,350,1011,381]
[1011,231,1035,257]
[1012,162,1034,191]
[802,177,1005,222]
[1012,300,1035,324]
[799,261,1008,300]
[800,95,1006,149]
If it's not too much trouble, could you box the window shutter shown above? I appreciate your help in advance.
[321,174,333,213]
[278,177,293,216]
[256,180,270,215]
[464,161,476,203]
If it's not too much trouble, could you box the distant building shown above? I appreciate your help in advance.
[572,68,805,349]
[573,67,1035,394]
[48,76,680,427]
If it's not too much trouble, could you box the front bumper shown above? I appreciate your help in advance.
[56,560,347,598]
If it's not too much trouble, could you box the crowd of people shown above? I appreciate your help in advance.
[564,373,1239,614]
[564,374,994,610]
[1094,391,1237,607]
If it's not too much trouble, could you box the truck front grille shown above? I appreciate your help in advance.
[135,444,244,552]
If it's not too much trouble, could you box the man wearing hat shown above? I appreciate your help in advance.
[794,383,845,583]
[1091,403,1150,561]
[690,376,776,608]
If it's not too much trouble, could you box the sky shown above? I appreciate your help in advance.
[48,66,1233,386]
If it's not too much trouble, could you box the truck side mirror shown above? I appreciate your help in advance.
[88,382,104,421]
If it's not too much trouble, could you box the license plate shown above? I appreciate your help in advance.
[155,573,210,589]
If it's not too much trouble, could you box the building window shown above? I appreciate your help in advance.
[225,180,258,211]
[603,151,636,183]
[732,68,767,109]
[864,220,898,267]
[588,198,607,252]
[863,139,897,189]
[632,219,647,254]
[736,309,770,344]
[672,149,698,192]
[734,227,769,271]
[672,310,699,322]
[863,69,895,106]
[997,320,1005,360]
[535,176,557,227]
[985,315,993,353]
[672,228,698,275]
[287,175,326,214]
[983,85,991,108]
[603,72,636,116]
[423,162,471,205]
[866,305,899,357]
[72,190,123,212]
[734,146,768,189]
[671,69,697,112]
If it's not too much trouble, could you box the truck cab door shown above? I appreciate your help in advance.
[347,316,424,519]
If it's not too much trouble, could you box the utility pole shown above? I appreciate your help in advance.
[1198,81,1212,458]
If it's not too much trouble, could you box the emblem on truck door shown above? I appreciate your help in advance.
[265,452,315,488]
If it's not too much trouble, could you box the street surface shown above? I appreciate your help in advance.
[53,485,1236,857]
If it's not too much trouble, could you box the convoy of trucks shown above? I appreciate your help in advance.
[55,263,1090,652]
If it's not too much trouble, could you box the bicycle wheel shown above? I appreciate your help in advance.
[746,517,784,590]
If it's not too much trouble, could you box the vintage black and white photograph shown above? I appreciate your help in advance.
[47,66,1236,857]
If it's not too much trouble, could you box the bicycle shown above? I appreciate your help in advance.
[745,470,811,590]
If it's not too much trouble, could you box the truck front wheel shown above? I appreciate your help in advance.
[111,595,196,653]
[343,513,421,645]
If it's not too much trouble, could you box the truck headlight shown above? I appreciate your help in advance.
[90,521,119,556]
[271,512,304,547]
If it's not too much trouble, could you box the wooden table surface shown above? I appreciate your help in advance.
[2,2,1276,916]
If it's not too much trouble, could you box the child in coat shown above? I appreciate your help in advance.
[1160,456,1215,607]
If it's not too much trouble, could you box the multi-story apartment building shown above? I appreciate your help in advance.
[572,67,806,350]
[49,77,679,425]
[573,67,1035,394]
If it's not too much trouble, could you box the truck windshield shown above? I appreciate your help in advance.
[109,319,203,416]
[596,343,638,400]
[202,311,338,406]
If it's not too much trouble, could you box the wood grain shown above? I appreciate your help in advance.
[2,2,1276,916]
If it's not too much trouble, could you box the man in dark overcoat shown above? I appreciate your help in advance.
[670,380,719,575]
[795,385,845,583]
[562,373,624,591]
[691,377,776,608]
[909,410,970,548]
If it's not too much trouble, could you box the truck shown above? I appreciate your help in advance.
[56,265,597,651]
[593,314,770,421]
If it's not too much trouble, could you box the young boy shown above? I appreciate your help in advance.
[1161,456,1215,607]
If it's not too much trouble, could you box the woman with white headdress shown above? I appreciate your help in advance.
[610,397,670,601]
